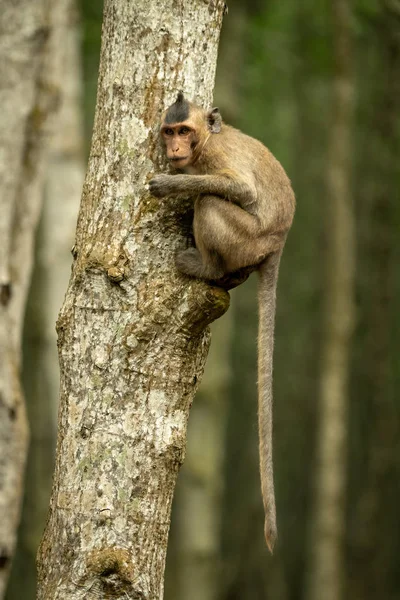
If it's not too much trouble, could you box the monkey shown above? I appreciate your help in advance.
[149,92,295,553]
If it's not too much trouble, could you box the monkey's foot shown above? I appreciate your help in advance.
[175,248,224,280]
[211,265,256,290]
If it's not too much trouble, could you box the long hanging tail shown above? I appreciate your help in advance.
[257,252,281,553]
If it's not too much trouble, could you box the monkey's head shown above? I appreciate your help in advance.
[160,92,222,169]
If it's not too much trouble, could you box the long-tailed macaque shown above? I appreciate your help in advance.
[149,92,295,552]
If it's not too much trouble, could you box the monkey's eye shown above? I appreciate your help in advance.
[179,126,190,135]
[164,128,174,136]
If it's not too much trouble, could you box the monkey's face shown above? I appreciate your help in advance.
[160,122,198,169]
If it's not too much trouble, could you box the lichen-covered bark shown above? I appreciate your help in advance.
[0,0,67,595]
[37,2,227,599]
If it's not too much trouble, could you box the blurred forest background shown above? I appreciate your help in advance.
[5,0,400,599]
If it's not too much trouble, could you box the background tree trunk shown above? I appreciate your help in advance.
[36,1,227,599]
[5,3,84,598]
[0,0,64,595]
[306,1,355,599]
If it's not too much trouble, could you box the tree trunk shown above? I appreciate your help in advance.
[5,5,84,598]
[306,1,355,599]
[0,0,64,595]
[36,2,227,599]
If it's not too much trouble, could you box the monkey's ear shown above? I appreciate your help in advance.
[207,107,222,133]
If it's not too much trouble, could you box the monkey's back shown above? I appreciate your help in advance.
[205,125,295,234]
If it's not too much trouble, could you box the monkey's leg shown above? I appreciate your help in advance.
[175,248,225,279]
[176,248,254,289]
[194,196,279,273]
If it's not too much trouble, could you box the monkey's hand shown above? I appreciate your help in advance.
[149,174,181,198]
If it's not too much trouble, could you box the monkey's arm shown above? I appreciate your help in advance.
[149,173,256,211]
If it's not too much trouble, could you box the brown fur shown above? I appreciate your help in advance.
[150,94,295,552]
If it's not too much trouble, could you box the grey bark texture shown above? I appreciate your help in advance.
[306,1,355,599]
[0,0,67,595]
[36,1,227,599]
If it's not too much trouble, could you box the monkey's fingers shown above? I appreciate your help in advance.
[148,179,164,197]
